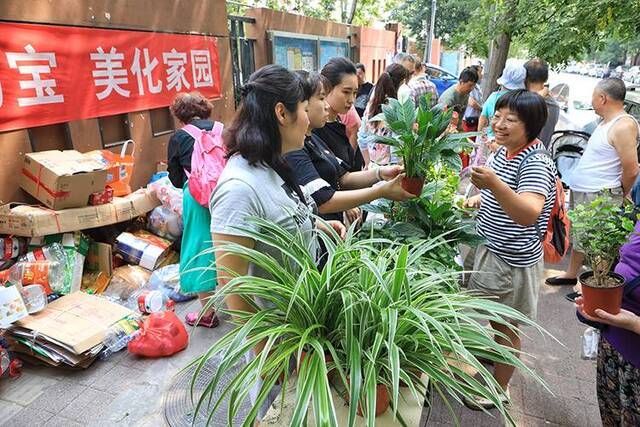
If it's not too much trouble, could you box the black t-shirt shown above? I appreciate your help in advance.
[313,121,365,174]
[167,119,214,188]
[354,82,374,118]
[285,134,347,222]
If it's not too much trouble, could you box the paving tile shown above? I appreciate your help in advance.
[88,384,160,427]
[42,415,83,427]
[59,388,115,425]
[2,407,55,427]
[0,374,58,406]
[0,400,24,425]
[89,364,146,394]
[26,382,86,413]
[50,360,117,387]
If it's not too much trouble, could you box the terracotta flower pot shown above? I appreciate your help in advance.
[579,271,625,317]
[401,176,424,197]
[345,381,390,417]
[297,351,334,377]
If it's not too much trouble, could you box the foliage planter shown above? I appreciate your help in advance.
[579,271,626,316]
[297,351,334,377]
[345,382,390,417]
[401,176,425,197]
[400,369,422,387]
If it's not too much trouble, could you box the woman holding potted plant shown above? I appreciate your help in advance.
[285,70,413,226]
[574,212,640,425]
[462,89,557,409]
[208,65,345,418]
[572,210,640,426]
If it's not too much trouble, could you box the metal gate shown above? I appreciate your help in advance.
[228,15,256,106]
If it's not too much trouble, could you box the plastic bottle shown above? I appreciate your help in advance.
[134,289,175,314]
[0,237,27,261]
[0,259,65,295]
[18,243,67,265]
[100,315,142,359]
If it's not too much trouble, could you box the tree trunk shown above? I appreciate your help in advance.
[482,32,512,101]
[347,0,358,24]
[481,0,517,102]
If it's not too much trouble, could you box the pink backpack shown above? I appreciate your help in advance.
[182,122,226,207]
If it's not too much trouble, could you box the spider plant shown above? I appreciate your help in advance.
[186,218,552,426]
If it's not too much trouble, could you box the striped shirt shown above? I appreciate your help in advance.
[476,141,556,267]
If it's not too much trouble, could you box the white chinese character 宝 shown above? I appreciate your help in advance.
[91,47,130,100]
[6,44,64,107]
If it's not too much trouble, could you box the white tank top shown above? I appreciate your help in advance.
[570,113,639,192]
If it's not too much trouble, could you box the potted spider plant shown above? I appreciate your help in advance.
[372,94,473,196]
[568,196,636,316]
[187,218,552,426]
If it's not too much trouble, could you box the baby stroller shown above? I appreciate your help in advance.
[548,130,590,188]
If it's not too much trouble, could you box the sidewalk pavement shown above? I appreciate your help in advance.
[0,264,600,427]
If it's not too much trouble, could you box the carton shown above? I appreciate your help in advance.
[115,230,173,270]
[14,291,134,354]
[21,150,108,210]
[0,189,160,237]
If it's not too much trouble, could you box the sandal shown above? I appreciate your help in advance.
[185,311,220,328]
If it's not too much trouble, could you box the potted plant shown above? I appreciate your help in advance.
[187,218,552,426]
[568,196,636,316]
[372,94,472,196]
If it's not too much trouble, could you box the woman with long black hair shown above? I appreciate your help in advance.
[315,57,365,173]
[285,70,412,226]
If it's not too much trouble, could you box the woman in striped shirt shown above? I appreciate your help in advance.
[463,89,557,410]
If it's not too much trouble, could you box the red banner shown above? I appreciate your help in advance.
[0,22,222,132]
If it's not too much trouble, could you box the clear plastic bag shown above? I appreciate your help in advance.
[147,206,183,241]
[581,327,600,360]
[102,265,151,309]
[148,175,183,216]
[148,264,196,303]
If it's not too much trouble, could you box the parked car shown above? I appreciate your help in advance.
[550,82,599,134]
[610,65,625,79]
[623,66,640,83]
[424,63,458,96]
[624,88,640,122]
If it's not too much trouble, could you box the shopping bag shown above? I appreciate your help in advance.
[100,140,135,197]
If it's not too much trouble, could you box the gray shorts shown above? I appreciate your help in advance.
[569,187,624,250]
[467,245,543,321]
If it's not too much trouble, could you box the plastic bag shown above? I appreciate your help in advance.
[148,206,183,241]
[147,175,183,216]
[581,327,600,360]
[102,265,151,309]
[148,264,196,303]
[127,311,188,357]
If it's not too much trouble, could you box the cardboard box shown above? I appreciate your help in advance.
[14,291,134,354]
[21,150,108,210]
[0,189,160,237]
[115,230,173,270]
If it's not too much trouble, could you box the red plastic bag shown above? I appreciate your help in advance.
[127,311,188,357]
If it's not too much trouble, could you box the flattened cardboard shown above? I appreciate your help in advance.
[14,291,133,354]
[0,189,160,237]
[21,150,108,210]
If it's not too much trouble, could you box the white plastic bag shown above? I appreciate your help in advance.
[581,327,600,360]
[148,176,183,216]
[148,206,183,241]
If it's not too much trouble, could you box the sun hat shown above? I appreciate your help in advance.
[496,59,526,90]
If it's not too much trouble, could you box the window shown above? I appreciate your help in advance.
[27,123,72,152]
[150,107,174,136]
[98,113,130,148]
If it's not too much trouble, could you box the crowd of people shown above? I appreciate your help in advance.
[166,52,640,425]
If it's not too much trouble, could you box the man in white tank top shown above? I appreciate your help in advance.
[546,78,639,287]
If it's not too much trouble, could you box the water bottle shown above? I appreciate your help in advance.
[0,259,65,295]
[100,316,142,359]
[134,290,175,314]
[0,237,27,261]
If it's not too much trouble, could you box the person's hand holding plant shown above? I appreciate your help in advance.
[575,296,640,335]
[471,166,500,190]
[377,165,404,181]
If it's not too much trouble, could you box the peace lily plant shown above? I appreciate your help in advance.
[187,218,551,427]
